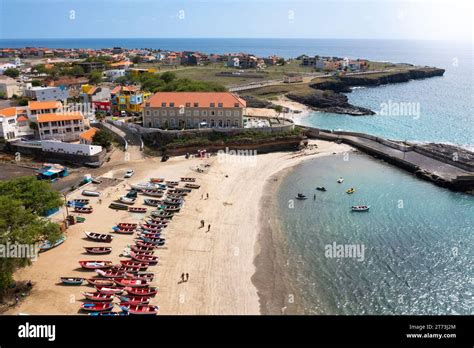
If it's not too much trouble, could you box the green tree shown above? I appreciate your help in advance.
[273,104,283,119]
[159,71,177,84]
[92,129,114,148]
[31,80,42,87]
[69,65,85,77]
[3,68,20,78]
[89,70,103,84]
[132,56,141,64]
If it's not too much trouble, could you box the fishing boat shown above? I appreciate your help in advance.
[79,260,113,270]
[60,277,84,285]
[130,252,158,264]
[82,292,114,302]
[86,278,115,287]
[125,190,139,199]
[181,177,196,182]
[124,272,155,281]
[128,207,147,213]
[89,312,129,316]
[39,235,66,252]
[84,232,113,243]
[149,178,164,183]
[74,207,93,214]
[295,193,308,200]
[150,210,174,218]
[144,199,163,207]
[165,180,179,187]
[346,188,356,194]
[142,190,164,197]
[131,183,165,191]
[148,216,170,223]
[163,198,183,206]
[138,237,165,246]
[184,183,200,189]
[73,199,90,204]
[119,260,149,270]
[114,278,150,288]
[164,206,180,213]
[82,190,101,197]
[131,245,155,253]
[119,196,136,205]
[94,286,124,295]
[120,303,159,315]
[140,224,163,231]
[143,221,167,228]
[84,247,112,255]
[125,248,155,256]
[95,269,125,278]
[124,286,158,297]
[316,187,327,191]
[109,202,129,210]
[351,205,370,212]
[135,241,160,249]
[113,228,135,235]
[139,230,163,238]
[117,295,150,305]
[117,223,138,228]
[337,177,344,183]
[81,302,114,312]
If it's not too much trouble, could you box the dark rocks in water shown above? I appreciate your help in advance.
[287,90,375,116]
[240,95,273,108]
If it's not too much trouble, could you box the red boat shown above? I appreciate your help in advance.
[117,295,150,305]
[128,207,147,213]
[74,207,93,214]
[165,180,179,186]
[117,223,138,228]
[120,303,159,315]
[119,260,150,269]
[79,260,113,269]
[114,278,150,288]
[130,252,159,264]
[95,269,124,278]
[114,229,135,235]
[84,232,113,243]
[113,265,148,272]
[81,302,114,312]
[141,224,163,231]
[142,190,164,197]
[82,291,114,302]
[129,249,155,256]
[86,278,115,287]
[143,221,167,228]
[124,272,155,281]
[95,285,124,295]
[84,247,112,254]
[135,241,160,249]
[149,178,164,183]
[124,286,158,297]
[131,245,155,253]
[149,217,170,223]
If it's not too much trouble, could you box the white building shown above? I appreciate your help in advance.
[0,75,21,98]
[0,107,34,140]
[0,63,17,74]
[24,86,69,102]
[103,69,126,81]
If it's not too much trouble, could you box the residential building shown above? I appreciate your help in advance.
[103,69,127,81]
[36,111,85,142]
[24,86,69,102]
[111,85,151,113]
[226,54,258,69]
[263,56,279,66]
[0,107,34,140]
[79,127,98,145]
[142,92,246,129]
[109,60,133,69]
[27,100,62,118]
[80,84,111,104]
[0,75,21,98]
[162,52,181,66]
[77,62,105,73]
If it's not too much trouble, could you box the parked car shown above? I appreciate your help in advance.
[120,111,127,117]
[124,170,134,178]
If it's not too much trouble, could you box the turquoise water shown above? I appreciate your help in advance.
[274,153,473,315]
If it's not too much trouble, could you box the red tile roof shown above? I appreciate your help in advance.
[147,92,246,108]
[37,112,83,123]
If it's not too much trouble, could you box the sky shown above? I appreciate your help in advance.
[0,0,472,41]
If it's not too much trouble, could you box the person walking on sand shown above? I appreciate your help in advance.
[207,224,211,232]
[200,220,205,228]
[185,273,189,282]
[206,193,209,199]
[181,273,185,282]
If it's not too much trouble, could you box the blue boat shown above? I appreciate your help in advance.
[39,235,66,252]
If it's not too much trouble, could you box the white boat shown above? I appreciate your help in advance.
[295,193,308,200]
[351,205,370,212]
[82,190,101,197]
[130,183,166,192]
[119,196,136,205]
[337,177,344,183]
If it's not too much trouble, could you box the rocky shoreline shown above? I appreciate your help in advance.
[286,67,445,115]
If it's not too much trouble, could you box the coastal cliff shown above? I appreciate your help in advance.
[286,67,445,115]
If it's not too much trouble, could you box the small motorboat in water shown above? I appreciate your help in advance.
[351,205,370,212]
[346,188,356,194]
[337,177,344,183]
[295,193,308,200]
[316,186,327,191]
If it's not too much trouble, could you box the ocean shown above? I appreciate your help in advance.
[2,38,472,314]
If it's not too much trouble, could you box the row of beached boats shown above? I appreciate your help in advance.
[61,177,199,315]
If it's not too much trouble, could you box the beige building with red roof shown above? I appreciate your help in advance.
[37,111,85,142]
[143,92,246,129]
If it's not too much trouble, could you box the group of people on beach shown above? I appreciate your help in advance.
[180,273,190,283]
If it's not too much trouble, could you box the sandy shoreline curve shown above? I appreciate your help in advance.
[5,139,352,315]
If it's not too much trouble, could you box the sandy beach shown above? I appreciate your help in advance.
[5,139,352,315]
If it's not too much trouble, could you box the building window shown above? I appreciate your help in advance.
[154,119,160,128]
[161,110,167,116]
[186,119,192,128]
[233,120,239,127]
[218,103,223,108]
[234,111,240,117]
[74,127,80,131]
[226,120,231,127]
[66,128,72,133]
[194,102,199,107]
[210,111,215,116]
[170,102,175,107]
[170,118,176,128]
[161,102,166,107]
[44,130,50,135]
[234,103,239,107]
[218,110,223,116]
[210,119,215,127]
[185,110,191,116]
[185,103,191,107]
[210,102,215,107]
[146,110,151,116]
[226,111,231,117]
[202,110,208,116]
[169,110,175,116]
[52,129,58,134]
[218,120,223,127]
[153,110,159,116]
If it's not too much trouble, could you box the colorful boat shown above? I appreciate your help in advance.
[119,196,136,205]
[84,232,113,243]
[39,235,66,252]
[86,278,115,287]
[135,241,160,249]
[346,188,356,194]
[128,207,147,213]
[117,223,138,228]
[74,207,93,213]
[151,211,174,218]
[124,286,158,297]
[81,302,114,312]
[114,278,150,288]
[130,252,158,264]
[94,286,124,295]
[95,269,125,278]
[120,303,159,315]
[144,199,163,207]
[82,291,114,302]
[142,190,164,197]
[113,228,135,235]
[117,295,150,305]
[119,260,149,270]
[79,260,113,270]
[60,277,84,285]
[124,272,155,281]
[149,178,165,183]
[131,245,155,253]
[84,247,112,255]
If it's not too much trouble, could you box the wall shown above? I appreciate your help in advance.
[41,140,102,156]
